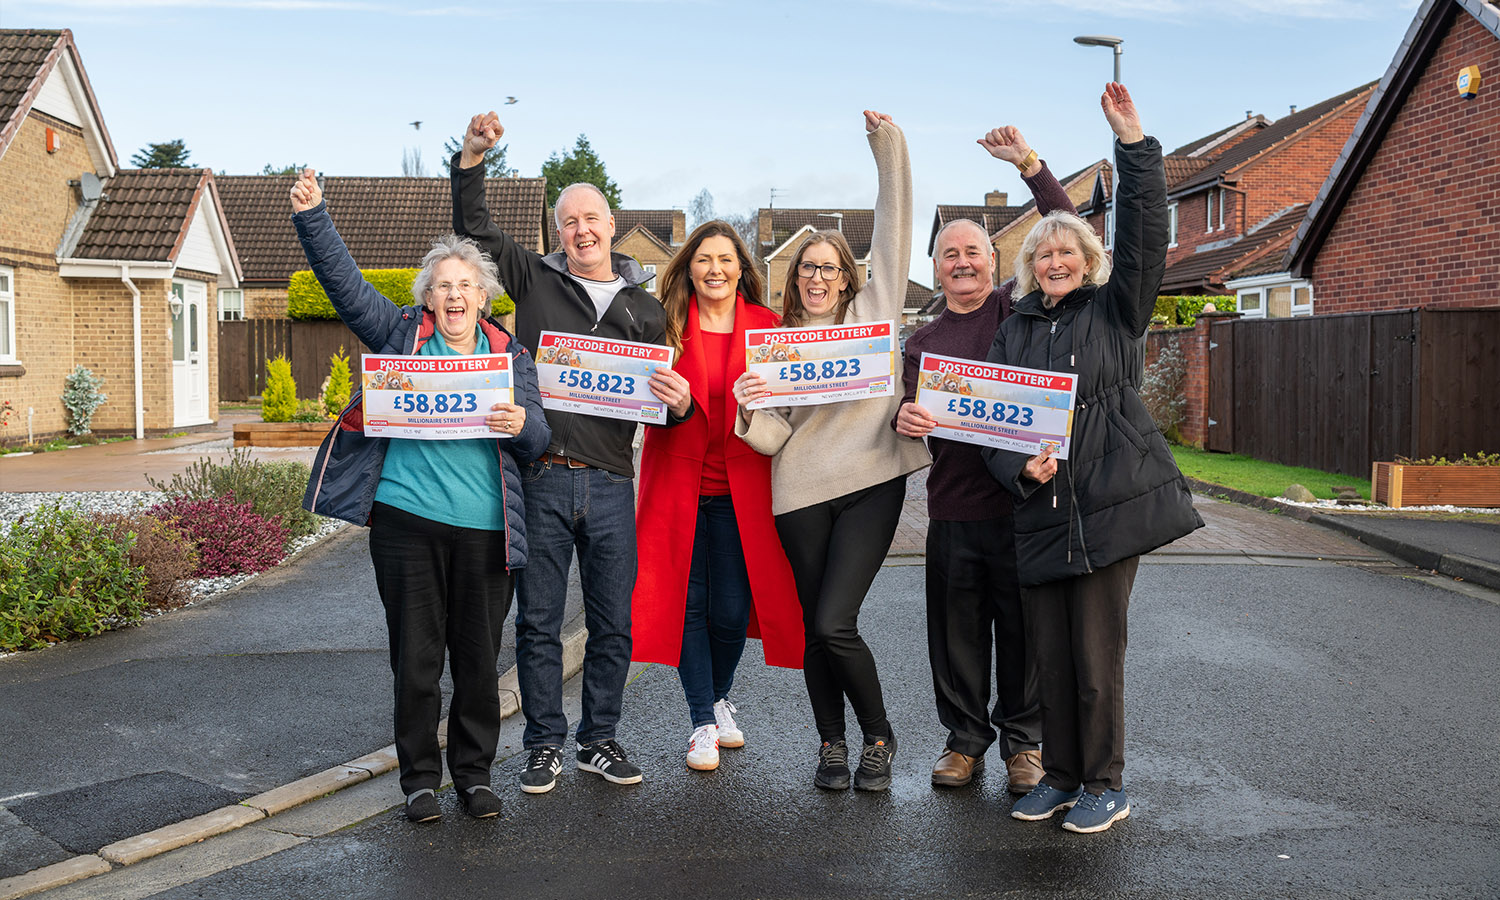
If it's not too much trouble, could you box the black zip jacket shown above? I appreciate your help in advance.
[451,156,688,476]
[981,137,1203,587]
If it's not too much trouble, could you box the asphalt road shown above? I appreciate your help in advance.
[111,559,1500,900]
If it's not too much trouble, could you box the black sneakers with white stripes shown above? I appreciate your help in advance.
[520,746,564,794]
[576,739,644,785]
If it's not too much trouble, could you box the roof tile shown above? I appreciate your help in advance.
[72,168,206,261]
[757,208,875,259]
[0,29,61,139]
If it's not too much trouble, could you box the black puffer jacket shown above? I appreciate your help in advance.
[982,137,1202,587]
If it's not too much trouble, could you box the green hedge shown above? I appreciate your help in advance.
[287,269,515,320]
[1150,295,1237,327]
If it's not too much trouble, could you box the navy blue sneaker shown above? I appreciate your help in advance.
[1062,788,1131,833]
[1010,783,1084,821]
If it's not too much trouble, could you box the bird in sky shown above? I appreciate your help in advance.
[410,121,422,130]
[505,97,517,105]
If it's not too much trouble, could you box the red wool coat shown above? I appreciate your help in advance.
[631,294,804,669]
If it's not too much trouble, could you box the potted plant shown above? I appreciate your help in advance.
[1371,452,1500,508]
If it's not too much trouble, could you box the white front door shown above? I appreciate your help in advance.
[171,280,210,426]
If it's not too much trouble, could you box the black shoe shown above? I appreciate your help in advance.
[520,746,564,794]
[853,731,896,792]
[576,739,644,784]
[456,785,502,819]
[814,739,851,790]
[404,789,440,823]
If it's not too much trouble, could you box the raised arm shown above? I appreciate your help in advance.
[289,169,407,351]
[1096,83,1166,338]
[978,125,1076,219]
[854,111,913,320]
[451,111,535,302]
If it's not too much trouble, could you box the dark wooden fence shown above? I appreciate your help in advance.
[1205,308,1500,477]
[218,320,363,402]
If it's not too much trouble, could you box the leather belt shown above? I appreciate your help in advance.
[543,452,590,469]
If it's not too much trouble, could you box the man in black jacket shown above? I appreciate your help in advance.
[452,111,692,794]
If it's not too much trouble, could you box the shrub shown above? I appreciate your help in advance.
[286,269,514,319]
[150,495,289,577]
[62,365,108,436]
[324,347,352,417]
[95,513,200,610]
[290,398,326,423]
[262,355,297,422]
[1394,451,1499,467]
[1140,340,1188,441]
[1152,295,1178,325]
[0,505,147,651]
[148,449,320,539]
[1176,294,1236,326]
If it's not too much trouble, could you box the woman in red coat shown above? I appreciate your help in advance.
[633,221,803,772]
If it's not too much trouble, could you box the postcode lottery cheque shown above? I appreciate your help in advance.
[361,353,512,439]
[744,320,895,409]
[534,332,674,424]
[915,352,1077,458]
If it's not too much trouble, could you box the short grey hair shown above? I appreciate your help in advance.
[1012,211,1112,298]
[553,182,611,229]
[411,234,503,305]
[933,218,992,256]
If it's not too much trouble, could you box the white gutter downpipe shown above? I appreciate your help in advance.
[120,264,144,440]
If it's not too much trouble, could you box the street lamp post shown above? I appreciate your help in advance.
[1074,34,1124,248]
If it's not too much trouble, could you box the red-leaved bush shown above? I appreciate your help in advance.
[149,494,289,578]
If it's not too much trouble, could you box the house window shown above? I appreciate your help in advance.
[642,264,657,294]
[1237,288,1264,318]
[1168,202,1179,248]
[0,266,14,361]
[1103,208,1115,250]
[218,288,244,321]
[1292,285,1313,316]
[1216,189,1226,231]
[1205,192,1215,233]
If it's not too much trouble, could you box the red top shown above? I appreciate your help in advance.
[697,330,733,496]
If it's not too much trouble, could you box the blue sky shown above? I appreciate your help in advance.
[7,0,1421,284]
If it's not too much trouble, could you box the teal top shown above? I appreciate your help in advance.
[374,329,506,531]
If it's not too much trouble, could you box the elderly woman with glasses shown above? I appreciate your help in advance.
[733,111,931,792]
[290,169,550,824]
[982,85,1202,834]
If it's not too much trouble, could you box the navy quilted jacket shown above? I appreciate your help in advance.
[294,202,550,570]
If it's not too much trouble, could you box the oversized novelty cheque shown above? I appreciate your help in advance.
[915,352,1077,458]
[744,320,896,409]
[361,353,512,439]
[534,332,674,424]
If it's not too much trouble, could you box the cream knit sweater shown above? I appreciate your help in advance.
[735,121,932,515]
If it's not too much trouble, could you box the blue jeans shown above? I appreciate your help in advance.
[678,494,753,728]
[515,460,636,748]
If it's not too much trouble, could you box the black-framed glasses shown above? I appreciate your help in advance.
[797,262,844,280]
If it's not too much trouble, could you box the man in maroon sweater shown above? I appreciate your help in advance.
[894,125,1076,792]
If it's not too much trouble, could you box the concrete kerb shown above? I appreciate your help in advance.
[0,624,590,900]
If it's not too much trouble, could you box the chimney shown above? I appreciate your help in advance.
[985,190,1008,206]
[1245,110,1253,120]
[1289,104,1298,114]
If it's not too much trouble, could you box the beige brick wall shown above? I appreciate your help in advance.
[991,177,1096,284]
[615,231,671,298]
[245,285,289,318]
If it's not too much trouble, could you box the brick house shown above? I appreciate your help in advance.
[1285,0,1500,314]
[216,174,547,319]
[1079,89,1375,302]
[1,29,240,442]
[756,208,874,312]
[609,209,684,298]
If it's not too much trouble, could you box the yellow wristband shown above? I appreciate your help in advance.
[1016,149,1039,174]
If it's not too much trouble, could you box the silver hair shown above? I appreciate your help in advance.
[933,218,992,257]
[411,234,503,306]
[1012,211,1112,299]
[553,182,611,229]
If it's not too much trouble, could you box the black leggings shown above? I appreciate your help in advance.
[774,475,906,742]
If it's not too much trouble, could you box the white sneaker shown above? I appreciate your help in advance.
[686,724,720,771]
[714,699,745,748]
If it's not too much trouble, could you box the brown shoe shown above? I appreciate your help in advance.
[931,749,985,787]
[1005,749,1044,795]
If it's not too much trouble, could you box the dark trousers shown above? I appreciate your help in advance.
[514,460,636,748]
[926,517,1041,759]
[1023,555,1138,795]
[678,494,753,727]
[775,475,906,742]
[368,502,514,796]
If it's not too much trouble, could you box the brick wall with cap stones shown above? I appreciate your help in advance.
[244,286,290,319]
[0,112,95,443]
[1310,11,1500,313]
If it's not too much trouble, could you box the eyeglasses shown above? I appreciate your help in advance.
[797,262,844,281]
[431,280,479,296]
